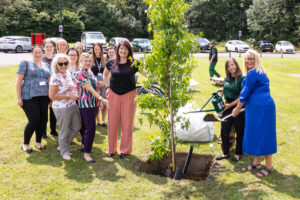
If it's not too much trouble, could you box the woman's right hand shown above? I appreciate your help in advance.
[69,92,80,100]
[223,103,231,111]
[17,98,23,107]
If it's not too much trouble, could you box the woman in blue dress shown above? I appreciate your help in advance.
[232,49,276,177]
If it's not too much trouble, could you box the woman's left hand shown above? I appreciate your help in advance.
[232,107,240,117]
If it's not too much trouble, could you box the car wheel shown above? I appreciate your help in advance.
[235,47,238,53]
[15,46,22,53]
[4,50,8,53]
[225,47,228,52]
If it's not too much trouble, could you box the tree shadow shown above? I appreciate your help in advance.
[162,181,268,199]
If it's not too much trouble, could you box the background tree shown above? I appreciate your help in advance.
[186,0,252,41]
[247,0,299,44]
[138,0,198,171]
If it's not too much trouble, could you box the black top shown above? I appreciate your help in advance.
[91,58,104,76]
[106,59,139,95]
[209,46,218,62]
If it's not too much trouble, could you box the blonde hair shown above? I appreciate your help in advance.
[79,52,92,66]
[51,53,71,74]
[243,49,266,75]
[74,42,84,54]
[56,39,68,53]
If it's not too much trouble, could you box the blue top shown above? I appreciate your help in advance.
[17,60,51,100]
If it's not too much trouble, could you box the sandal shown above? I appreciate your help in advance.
[257,167,273,177]
[21,146,33,154]
[231,155,241,162]
[242,163,261,171]
[216,155,230,160]
[36,145,46,150]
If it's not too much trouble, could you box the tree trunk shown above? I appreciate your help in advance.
[167,64,176,172]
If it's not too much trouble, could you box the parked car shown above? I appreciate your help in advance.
[131,38,151,52]
[225,40,250,52]
[109,37,132,48]
[45,37,62,43]
[81,31,107,52]
[275,41,294,53]
[0,36,11,52]
[0,36,31,53]
[255,41,274,52]
[198,37,210,50]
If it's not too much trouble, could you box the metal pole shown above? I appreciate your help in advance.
[239,9,241,40]
[59,0,63,38]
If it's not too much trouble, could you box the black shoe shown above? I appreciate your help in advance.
[21,146,32,154]
[83,157,96,163]
[42,133,47,139]
[101,123,108,127]
[120,153,129,159]
[50,130,58,136]
[107,153,115,158]
[96,123,101,126]
[216,155,230,160]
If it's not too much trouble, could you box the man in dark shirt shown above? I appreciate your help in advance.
[209,42,220,78]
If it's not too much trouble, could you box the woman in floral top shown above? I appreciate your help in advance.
[49,54,82,160]
[75,52,107,163]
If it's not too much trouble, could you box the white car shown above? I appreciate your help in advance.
[81,31,107,52]
[0,36,31,53]
[225,40,250,52]
[275,41,294,53]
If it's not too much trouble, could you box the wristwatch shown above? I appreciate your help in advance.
[98,96,102,101]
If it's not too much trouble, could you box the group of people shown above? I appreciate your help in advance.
[16,37,277,176]
[216,49,277,177]
[17,38,142,162]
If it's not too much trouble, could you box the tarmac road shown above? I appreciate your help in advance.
[1,51,300,68]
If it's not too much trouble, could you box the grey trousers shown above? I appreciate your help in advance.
[53,105,82,156]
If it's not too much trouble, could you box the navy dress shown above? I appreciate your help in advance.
[239,69,277,156]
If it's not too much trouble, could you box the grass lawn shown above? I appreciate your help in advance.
[0,57,299,200]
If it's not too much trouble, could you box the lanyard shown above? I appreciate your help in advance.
[39,68,44,77]
[95,59,101,71]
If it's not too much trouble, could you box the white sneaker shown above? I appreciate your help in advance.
[62,154,71,160]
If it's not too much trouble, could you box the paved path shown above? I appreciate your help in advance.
[1,51,300,67]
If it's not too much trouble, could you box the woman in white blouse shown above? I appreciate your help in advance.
[49,54,82,160]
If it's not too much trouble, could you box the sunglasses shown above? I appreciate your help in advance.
[57,62,69,66]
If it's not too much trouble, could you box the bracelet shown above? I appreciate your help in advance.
[98,96,103,101]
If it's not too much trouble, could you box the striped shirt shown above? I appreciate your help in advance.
[75,67,99,108]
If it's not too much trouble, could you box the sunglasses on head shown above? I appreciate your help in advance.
[57,62,69,66]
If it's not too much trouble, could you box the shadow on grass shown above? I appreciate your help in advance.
[162,181,268,199]
[230,155,300,199]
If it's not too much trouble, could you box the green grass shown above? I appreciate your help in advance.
[0,57,300,199]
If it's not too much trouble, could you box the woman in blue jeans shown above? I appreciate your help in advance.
[16,46,51,153]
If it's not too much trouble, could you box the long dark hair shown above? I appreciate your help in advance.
[114,40,134,68]
[92,43,106,67]
[225,58,242,79]
[67,48,79,69]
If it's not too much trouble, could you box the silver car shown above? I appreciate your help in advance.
[0,36,32,53]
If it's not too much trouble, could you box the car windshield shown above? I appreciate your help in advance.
[199,38,209,43]
[235,41,245,45]
[282,41,292,46]
[116,38,129,43]
[139,39,150,44]
[86,33,104,40]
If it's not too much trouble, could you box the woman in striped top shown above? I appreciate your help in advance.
[75,53,107,163]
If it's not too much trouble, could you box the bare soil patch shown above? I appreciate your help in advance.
[134,153,219,181]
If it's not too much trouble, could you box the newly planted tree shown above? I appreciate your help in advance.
[137,0,198,172]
